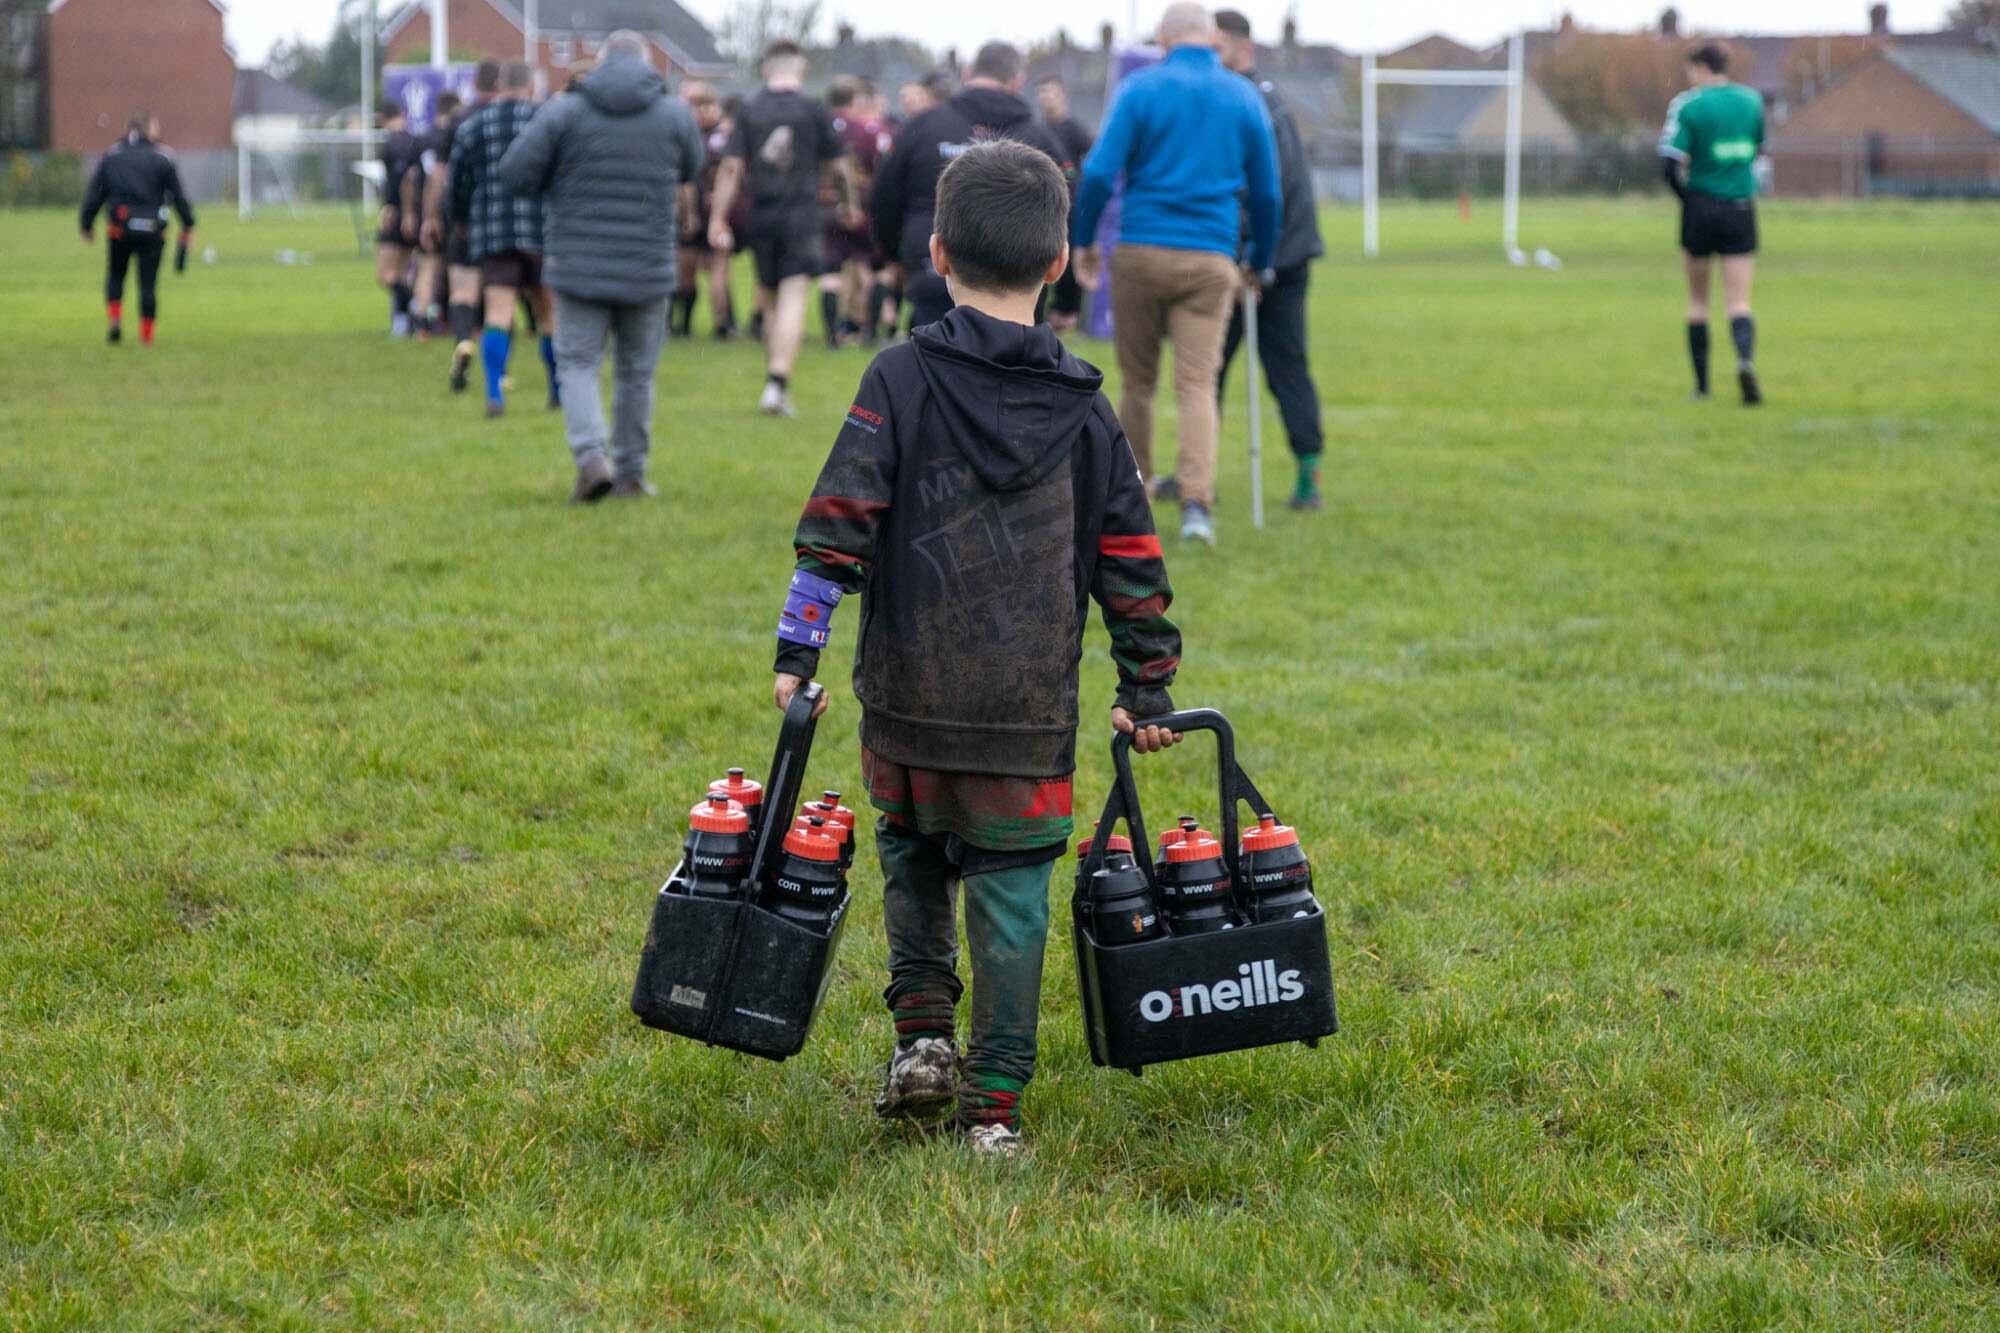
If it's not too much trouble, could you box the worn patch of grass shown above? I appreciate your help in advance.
[2,199,1997,1326]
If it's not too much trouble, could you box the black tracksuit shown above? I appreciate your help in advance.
[1218,76,1326,461]
[779,306,1180,779]
[80,133,195,321]
[869,88,1069,331]
[1042,115,1095,317]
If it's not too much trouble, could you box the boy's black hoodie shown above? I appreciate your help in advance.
[778,306,1180,778]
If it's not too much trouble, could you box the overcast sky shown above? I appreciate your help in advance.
[225,1,1956,69]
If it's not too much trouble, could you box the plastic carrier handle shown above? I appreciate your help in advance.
[746,681,824,890]
[1083,708,1274,891]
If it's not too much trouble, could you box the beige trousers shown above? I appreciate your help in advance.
[1109,243,1240,508]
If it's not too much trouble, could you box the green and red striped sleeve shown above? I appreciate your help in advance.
[777,362,897,680]
[1092,430,1180,716]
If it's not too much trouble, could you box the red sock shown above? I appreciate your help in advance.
[141,318,155,345]
[107,300,122,325]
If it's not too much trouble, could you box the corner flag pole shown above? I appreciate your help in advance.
[1243,285,1265,530]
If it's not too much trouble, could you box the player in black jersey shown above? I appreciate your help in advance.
[375,99,426,337]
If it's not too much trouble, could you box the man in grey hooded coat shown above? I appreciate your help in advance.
[500,32,704,502]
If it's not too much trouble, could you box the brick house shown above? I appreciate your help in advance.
[380,0,729,89]
[1769,45,2000,195]
[45,0,236,153]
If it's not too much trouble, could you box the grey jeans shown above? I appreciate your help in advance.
[553,291,668,479]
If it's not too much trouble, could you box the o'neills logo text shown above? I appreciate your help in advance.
[1139,959,1305,1022]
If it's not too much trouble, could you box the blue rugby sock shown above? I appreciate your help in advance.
[539,334,558,404]
[481,326,511,404]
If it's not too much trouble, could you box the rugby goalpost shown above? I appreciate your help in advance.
[1360,30,1528,262]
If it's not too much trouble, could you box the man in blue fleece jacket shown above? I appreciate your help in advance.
[1072,2,1280,546]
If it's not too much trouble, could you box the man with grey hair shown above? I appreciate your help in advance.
[500,31,704,501]
[1073,2,1279,545]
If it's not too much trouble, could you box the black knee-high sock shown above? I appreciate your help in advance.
[670,288,694,335]
[449,302,477,342]
[1687,321,1711,394]
[1729,314,1754,369]
[820,288,840,347]
[866,281,891,340]
[391,283,413,328]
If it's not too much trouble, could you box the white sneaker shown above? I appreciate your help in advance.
[874,1037,957,1119]
[758,380,795,418]
[964,1122,1024,1157]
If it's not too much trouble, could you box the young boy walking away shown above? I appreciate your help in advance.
[773,141,1185,1156]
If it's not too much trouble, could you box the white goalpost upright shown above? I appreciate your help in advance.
[1361,30,1527,262]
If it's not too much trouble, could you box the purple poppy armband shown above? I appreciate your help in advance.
[776,570,844,649]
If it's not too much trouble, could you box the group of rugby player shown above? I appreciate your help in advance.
[364,46,1032,421]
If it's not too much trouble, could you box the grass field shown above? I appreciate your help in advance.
[3,198,1998,1327]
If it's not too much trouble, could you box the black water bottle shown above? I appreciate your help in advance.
[708,767,764,833]
[792,809,852,873]
[1240,814,1318,922]
[679,794,754,899]
[802,792,856,871]
[1077,825,1162,946]
[1158,823,1240,934]
[763,817,846,933]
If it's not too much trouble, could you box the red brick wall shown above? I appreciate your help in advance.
[1770,55,1998,195]
[48,0,236,153]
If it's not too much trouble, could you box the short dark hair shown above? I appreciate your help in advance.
[935,140,1067,293]
[1688,43,1728,73]
[969,41,1022,84]
[921,69,953,100]
[826,78,858,110]
[1214,9,1252,39]
[436,91,462,117]
[763,39,804,62]
[475,59,502,93]
[377,96,403,121]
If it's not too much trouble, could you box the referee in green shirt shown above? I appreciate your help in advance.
[1660,43,1767,405]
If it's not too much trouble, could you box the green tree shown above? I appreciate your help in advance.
[1945,1,1999,31]
[264,0,385,106]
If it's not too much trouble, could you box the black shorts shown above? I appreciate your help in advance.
[746,211,824,289]
[1681,192,1757,258]
[820,220,872,275]
[446,226,474,269]
[376,206,414,249]
[479,249,544,290]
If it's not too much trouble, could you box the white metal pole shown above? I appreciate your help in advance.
[524,0,538,68]
[1243,287,1265,530]
[238,144,251,220]
[1362,51,1378,257]
[1502,30,1523,258]
[361,0,378,216]
[431,0,448,70]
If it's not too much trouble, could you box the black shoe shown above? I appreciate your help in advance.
[1738,367,1762,407]
[107,325,122,344]
[1150,476,1180,502]
[712,322,737,341]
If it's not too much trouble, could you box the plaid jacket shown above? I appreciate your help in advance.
[448,99,544,261]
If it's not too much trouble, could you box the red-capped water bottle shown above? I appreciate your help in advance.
[679,794,754,899]
[1240,814,1318,922]
[1158,822,1240,934]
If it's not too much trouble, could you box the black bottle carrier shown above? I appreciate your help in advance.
[630,683,848,1060]
[1073,709,1339,1074]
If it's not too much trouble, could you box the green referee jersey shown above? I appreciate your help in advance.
[1659,82,1765,199]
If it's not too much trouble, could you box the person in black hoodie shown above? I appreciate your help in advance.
[869,42,1068,332]
[774,141,1183,1156]
[80,112,194,346]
